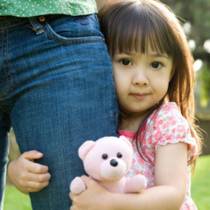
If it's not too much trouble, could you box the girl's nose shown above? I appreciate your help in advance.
[132,70,149,86]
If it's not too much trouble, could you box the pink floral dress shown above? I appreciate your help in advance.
[119,102,198,210]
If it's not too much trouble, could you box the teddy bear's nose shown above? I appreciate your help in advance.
[110,159,118,167]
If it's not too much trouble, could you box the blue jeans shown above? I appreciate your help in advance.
[0,15,118,210]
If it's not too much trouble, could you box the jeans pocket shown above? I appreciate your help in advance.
[44,15,104,44]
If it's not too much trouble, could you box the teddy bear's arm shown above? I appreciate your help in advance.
[70,177,86,194]
[124,174,147,193]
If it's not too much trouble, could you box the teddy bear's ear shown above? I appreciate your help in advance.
[78,140,95,160]
[119,135,132,148]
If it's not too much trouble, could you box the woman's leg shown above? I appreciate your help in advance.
[7,15,118,210]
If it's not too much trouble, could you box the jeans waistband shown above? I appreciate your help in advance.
[0,15,65,30]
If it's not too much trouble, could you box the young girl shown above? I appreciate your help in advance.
[69,0,202,210]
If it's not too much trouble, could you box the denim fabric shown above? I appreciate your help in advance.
[0,15,118,210]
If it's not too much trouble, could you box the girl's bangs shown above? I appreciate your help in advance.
[109,6,174,57]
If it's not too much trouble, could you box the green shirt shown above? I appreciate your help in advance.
[0,0,97,17]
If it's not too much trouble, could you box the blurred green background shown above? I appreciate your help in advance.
[3,0,210,209]
[162,0,210,125]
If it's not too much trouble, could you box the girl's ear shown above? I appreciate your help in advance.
[78,141,95,160]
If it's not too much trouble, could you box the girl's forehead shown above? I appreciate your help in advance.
[114,29,172,54]
[115,44,170,57]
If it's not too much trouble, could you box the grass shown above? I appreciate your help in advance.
[191,155,210,210]
[3,185,31,210]
[3,155,210,210]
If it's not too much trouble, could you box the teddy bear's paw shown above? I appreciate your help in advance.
[124,174,147,193]
[134,174,147,189]
[70,177,86,194]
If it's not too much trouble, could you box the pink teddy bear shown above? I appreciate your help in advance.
[70,136,147,194]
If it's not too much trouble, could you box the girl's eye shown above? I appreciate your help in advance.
[119,58,132,66]
[151,61,163,69]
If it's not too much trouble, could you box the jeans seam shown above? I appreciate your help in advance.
[44,23,104,44]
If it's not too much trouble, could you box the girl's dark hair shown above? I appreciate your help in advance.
[99,0,202,166]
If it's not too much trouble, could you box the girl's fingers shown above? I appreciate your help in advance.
[24,172,51,183]
[69,192,73,199]
[26,160,49,174]
[22,150,43,160]
[69,192,77,202]
[25,181,50,192]
[81,175,97,187]
[21,150,49,174]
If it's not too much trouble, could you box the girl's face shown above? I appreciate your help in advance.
[113,49,173,116]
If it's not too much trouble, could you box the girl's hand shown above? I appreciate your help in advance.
[7,150,51,193]
[69,176,113,210]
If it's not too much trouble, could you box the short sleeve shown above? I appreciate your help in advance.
[152,103,197,159]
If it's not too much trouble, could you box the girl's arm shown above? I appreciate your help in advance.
[70,143,187,210]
